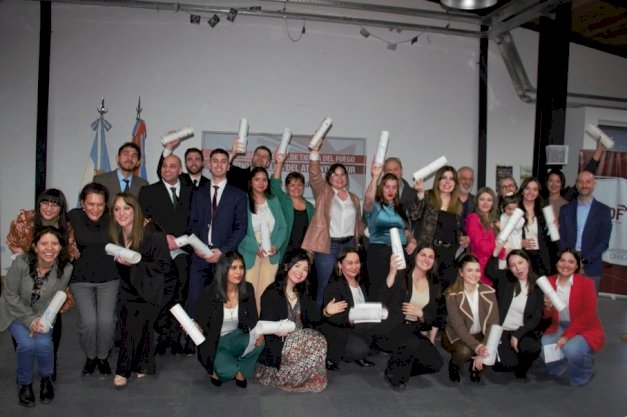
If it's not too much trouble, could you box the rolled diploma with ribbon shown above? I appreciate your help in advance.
[170,304,205,345]
[238,118,248,148]
[308,117,333,149]
[186,234,213,257]
[41,291,67,333]
[260,222,272,254]
[174,234,189,247]
[278,127,292,156]
[482,324,503,366]
[254,320,297,335]
[375,131,389,165]
[413,156,448,181]
[536,276,567,312]
[585,123,615,149]
[160,127,195,146]
[496,208,525,245]
[349,303,389,324]
[389,228,406,270]
[105,243,142,264]
[542,206,560,242]
[242,320,296,357]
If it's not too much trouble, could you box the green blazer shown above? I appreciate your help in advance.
[238,195,288,268]
[270,177,315,261]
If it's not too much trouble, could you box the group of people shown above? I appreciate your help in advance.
[0,131,611,406]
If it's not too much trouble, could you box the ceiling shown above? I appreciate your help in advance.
[38,0,627,58]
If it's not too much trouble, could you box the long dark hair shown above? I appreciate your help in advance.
[275,249,312,296]
[406,244,442,300]
[505,249,538,295]
[28,226,70,280]
[428,166,461,215]
[556,248,582,274]
[213,251,249,303]
[332,247,361,283]
[517,177,546,231]
[248,167,272,214]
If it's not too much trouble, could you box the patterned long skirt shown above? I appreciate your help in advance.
[254,328,327,392]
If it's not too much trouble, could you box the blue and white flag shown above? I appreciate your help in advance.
[80,116,112,188]
[131,118,148,180]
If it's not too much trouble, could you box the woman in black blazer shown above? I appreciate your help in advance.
[379,245,444,390]
[321,247,379,371]
[196,251,263,388]
[485,249,543,380]
[255,250,345,392]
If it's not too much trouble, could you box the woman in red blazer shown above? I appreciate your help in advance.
[541,249,605,387]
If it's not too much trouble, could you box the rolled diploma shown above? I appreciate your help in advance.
[536,276,567,312]
[585,123,614,149]
[170,304,205,345]
[389,228,406,270]
[482,324,503,366]
[160,127,195,146]
[412,156,448,181]
[105,243,142,264]
[260,222,272,254]
[542,206,560,242]
[238,118,248,148]
[349,303,389,323]
[308,117,333,149]
[174,234,189,247]
[242,320,296,357]
[41,291,67,333]
[254,320,297,336]
[278,127,292,156]
[186,234,213,257]
[496,208,525,245]
[375,131,389,165]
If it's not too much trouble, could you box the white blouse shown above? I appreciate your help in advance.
[221,306,239,336]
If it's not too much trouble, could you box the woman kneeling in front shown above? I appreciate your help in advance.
[196,251,264,388]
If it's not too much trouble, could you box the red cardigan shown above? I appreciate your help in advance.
[543,274,605,352]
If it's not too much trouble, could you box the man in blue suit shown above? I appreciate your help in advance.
[187,148,248,321]
[558,170,612,292]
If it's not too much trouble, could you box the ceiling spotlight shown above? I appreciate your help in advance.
[190,14,201,24]
[440,0,497,11]
[359,28,370,38]
[208,14,220,28]
[227,8,238,22]
[387,42,397,51]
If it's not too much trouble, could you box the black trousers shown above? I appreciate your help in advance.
[116,301,158,378]
[154,254,189,343]
[496,330,541,376]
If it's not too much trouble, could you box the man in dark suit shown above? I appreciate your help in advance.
[558,170,612,292]
[457,166,476,219]
[94,142,148,202]
[187,148,248,320]
[383,157,417,214]
[139,154,192,355]
[227,138,272,192]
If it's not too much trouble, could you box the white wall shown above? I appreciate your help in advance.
[2,0,627,271]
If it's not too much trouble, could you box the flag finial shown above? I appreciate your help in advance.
[136,97,142,119]
[98,97,108,118]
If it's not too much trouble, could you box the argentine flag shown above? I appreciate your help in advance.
[80,117,112,189]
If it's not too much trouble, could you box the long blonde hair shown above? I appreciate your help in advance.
[108,193,145,251]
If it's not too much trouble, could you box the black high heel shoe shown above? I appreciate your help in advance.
[235,378,248,389]
[469,363,481,383]
[448,360,461,383]
[210,375,222,387]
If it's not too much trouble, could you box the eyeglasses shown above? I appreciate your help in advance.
[40,201,61,209]
[331,172,347,178]
[501,183,516,190]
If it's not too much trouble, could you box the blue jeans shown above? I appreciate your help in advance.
[314,238,355,307]
[9,320,54,384]
[541,321,594,387]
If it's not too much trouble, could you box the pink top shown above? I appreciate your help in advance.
[465,213,497,286]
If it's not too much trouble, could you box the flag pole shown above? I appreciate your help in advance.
[97,97,107,171]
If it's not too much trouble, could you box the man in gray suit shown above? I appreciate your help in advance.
[94,142,148,203]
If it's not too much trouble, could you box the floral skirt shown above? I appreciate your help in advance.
[254,328,327,392]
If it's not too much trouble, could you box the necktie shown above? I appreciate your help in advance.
[170,187,178,208]
[193,179,198,187]
[123,179,130,193]
[212,185,219,224]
